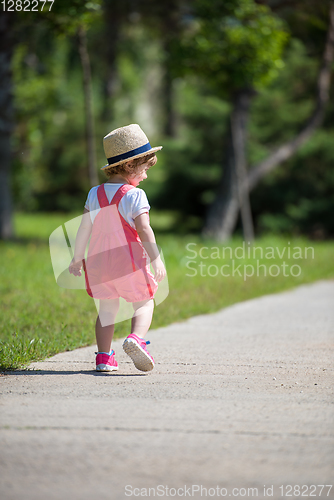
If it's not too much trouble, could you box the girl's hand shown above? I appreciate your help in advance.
[69,258,83,277]
[152,256,166,283]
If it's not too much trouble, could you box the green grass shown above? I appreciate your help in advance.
[0,211,333,371]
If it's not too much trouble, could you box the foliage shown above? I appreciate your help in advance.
[180,0,289,94]
[12,38,91,211]
[14,0,103,34]
[249,38,334,238]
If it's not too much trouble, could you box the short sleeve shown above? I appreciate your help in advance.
[119,188,150,227]
[84,189,91,210]
[84,187,96,210]
[131,188,150,219]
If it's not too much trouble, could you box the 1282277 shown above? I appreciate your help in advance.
[1,0,54,11]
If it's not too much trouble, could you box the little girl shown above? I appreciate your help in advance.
[69,124,166,373]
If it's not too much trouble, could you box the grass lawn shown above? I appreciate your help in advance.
[0,211,333,371]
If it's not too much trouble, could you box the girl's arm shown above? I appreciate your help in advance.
[69,208,92,276]
[134,212,166,282]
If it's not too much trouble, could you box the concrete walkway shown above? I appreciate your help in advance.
[0,281,333,500]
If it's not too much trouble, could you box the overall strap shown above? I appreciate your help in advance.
[110,184,134,207]
[97,184,110,208]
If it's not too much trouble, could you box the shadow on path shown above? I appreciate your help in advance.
[5,369,147,377]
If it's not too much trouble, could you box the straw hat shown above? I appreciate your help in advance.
[101,124,162,170]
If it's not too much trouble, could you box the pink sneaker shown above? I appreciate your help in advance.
[122,334,155,372]
[96,350,118,373]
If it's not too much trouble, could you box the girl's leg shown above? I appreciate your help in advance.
[96,298,119,353]
[131,298,154,339]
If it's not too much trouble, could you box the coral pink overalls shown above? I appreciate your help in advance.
[83,184,158,302]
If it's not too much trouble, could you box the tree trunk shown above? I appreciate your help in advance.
[162,42,176,137]
[230,89,255,242]
[102,0,122,121]
[160,0,179,137]
[78,25,98,187]
[202,89,255,241]
[202,126,239,241]
[0,12,14,240]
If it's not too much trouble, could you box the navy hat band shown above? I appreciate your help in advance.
[107,142,152,166]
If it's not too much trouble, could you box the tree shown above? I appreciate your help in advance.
[77,23,99,186]
[0,12,15,239]
[181,0,289,241]
[99,0,132,120]
[44,1,102,187]
[247,0,334,193]
[0,2,101,239]
[178,0,334,241]
[133,0,185,137]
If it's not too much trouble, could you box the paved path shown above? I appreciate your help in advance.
[0,281,333,500]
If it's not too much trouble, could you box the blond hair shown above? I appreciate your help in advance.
[104,153,157,179]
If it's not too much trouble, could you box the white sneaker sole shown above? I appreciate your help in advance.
[96,364,119,373]
[122,339,154,372]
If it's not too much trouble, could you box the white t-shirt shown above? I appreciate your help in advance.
[84,183,150,228]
